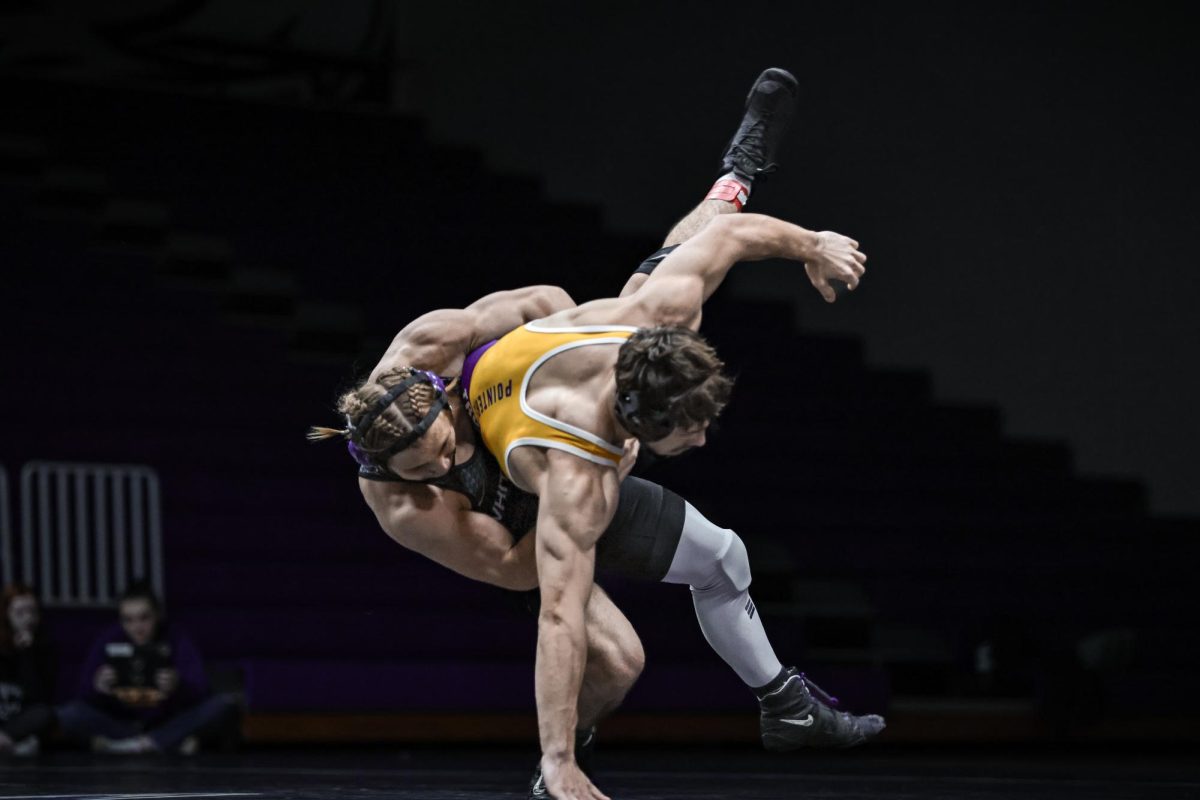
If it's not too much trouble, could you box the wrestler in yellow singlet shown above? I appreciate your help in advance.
[466,321,638,480]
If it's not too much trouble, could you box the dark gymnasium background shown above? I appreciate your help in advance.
[2,0,1199,781]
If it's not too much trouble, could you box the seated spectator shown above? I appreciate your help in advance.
[56,581,238,754]
[0,584,57,757]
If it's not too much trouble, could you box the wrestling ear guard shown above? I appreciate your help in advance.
[614,389,675,442]
[348,370,449,465]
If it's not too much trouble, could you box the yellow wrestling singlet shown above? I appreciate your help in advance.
[465,321,638,480]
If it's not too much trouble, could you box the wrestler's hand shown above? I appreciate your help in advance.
[804,231,867,303]
[541,756,610,800]
[617,438,639,482]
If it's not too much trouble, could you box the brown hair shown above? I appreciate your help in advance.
[0,583,37,655]
[307,367,450,463]
[614,326,734,439]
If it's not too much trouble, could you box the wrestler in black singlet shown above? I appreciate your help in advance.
[359,445,540,542]
[359,435,684,582]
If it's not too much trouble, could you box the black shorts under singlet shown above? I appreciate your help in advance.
[599,476,685,581]
[361,444,685,581]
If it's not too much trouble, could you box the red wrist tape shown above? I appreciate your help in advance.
[705,178,750,210]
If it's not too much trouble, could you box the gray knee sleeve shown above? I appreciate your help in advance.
[715,531,752,593]
[662,502,783,688]
[663,502,752,593]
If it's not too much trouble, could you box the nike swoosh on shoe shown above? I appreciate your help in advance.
[780,715,815,727]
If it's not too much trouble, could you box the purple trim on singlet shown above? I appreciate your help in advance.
[461,339,498,398]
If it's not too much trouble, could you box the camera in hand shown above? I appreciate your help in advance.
[105,641,173,688]
[105,641,173,706]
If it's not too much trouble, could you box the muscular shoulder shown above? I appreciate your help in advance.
[522,346,623,443]
[544,283,700,331]
[371,309,474,380]
[627,274,703,329]
[536,296,639,328]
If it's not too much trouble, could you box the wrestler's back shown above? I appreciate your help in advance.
[504,342,623,493]
[466,312,638,493]
[504,290,697,480]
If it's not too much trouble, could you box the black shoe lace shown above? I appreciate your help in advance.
[730,120,780,177]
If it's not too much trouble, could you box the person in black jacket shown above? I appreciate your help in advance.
[0,584,57,757]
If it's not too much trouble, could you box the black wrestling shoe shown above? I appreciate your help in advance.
[574,726,597,775]
[759,668,886,750]
[528,727,597,799]
[529,766,547,800]
[719,67,799,183]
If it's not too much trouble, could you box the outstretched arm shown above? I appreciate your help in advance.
[377,285,575,377]
[533,451,618,800]
[627,213,866,328]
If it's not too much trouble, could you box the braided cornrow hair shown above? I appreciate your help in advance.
[307,368,456,464]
